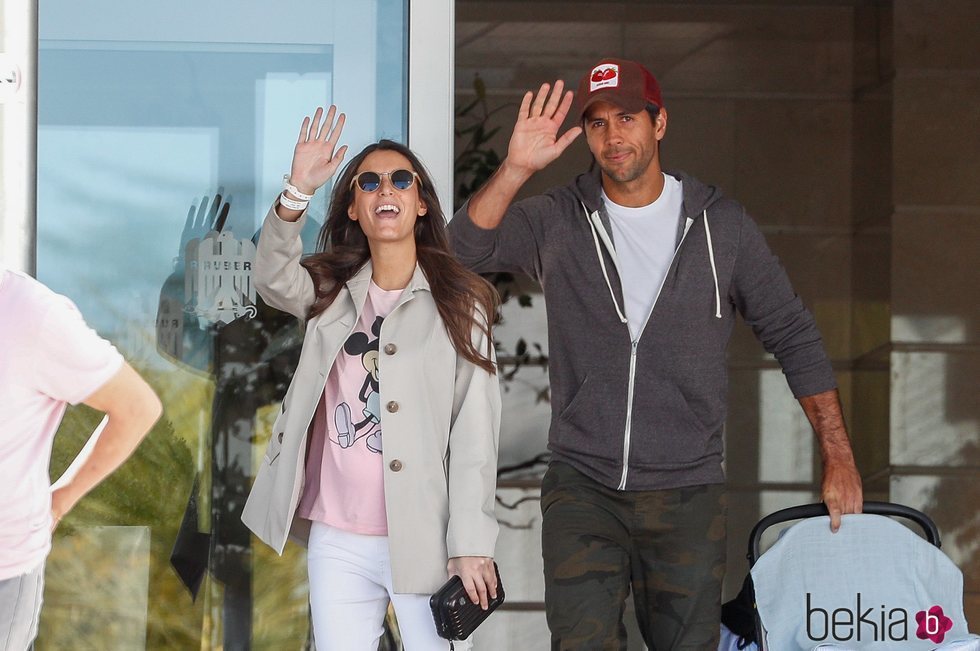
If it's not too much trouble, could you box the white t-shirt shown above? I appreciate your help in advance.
[0,267,123,580]
[603,173,684,339]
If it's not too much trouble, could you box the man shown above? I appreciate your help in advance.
[448,58,863,649]
[0,264,162,649]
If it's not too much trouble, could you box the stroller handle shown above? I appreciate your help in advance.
[747,501,941,565]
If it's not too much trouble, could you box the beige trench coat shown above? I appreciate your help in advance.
[241,206,500,594]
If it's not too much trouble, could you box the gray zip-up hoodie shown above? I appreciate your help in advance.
[449,168,836,491]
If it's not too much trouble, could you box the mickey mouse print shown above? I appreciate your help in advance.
[327,278,405,458]
[295,280,404,534]
[334,315,384,454]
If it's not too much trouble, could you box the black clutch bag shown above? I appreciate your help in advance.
[429,562,505,641]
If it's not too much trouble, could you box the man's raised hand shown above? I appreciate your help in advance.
[506,80,582,176]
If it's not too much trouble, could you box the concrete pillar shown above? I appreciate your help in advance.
[888,0,980,624]
[0,0,37,273]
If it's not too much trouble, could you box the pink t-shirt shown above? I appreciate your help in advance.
[0,267,123,580]
[297,280,403,535]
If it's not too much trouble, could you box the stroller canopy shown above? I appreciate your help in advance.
[750,513,978,650]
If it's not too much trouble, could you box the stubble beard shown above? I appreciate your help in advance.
[599,148,657,185]
[601,160,646,184]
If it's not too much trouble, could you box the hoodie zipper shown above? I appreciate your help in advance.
[614,215,695,490]
[618,340,640,489]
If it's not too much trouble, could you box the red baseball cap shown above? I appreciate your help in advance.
[573,58,663,120]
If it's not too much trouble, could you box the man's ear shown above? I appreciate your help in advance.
[655,107,668,141]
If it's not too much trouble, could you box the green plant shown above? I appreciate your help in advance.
[454,73,507,213]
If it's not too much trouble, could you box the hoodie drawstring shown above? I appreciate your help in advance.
[583,203,629,325]
[703,209,722,319]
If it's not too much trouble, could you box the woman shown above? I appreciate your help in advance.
[241,106,501,650]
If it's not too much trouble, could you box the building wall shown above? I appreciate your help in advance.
[887,0,980,624]
[456,1,979,645]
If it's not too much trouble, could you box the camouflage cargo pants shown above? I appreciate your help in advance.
[541,461,727,651]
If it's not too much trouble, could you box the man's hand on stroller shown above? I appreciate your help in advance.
[820,452,863,532]
[799,389,864,532]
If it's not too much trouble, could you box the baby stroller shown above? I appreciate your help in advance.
[721,502,980,651]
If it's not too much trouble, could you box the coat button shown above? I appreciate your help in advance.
[384,343,397,355]
[277,432,284,443]
[389,459,403,472]
[386,401,399,413]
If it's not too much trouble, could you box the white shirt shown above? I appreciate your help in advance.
[603,173,684,339]
[0,269,123,579]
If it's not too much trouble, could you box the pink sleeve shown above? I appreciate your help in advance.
[30,294,125,405]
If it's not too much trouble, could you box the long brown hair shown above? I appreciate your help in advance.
[300,140,499,374]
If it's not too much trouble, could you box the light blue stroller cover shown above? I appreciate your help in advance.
[750,514,979,650]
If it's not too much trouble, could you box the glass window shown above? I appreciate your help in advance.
[36,1,406,647]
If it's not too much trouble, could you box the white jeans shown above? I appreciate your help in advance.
[307,522,471,651]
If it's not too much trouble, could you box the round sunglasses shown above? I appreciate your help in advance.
[350,169,422,193]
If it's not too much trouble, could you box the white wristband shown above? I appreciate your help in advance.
[283,175,314,201]
[279,192,309,212]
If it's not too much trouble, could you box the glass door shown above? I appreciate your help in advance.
[33,0,434,648]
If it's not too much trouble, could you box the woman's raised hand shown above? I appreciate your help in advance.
[288,106,348,196]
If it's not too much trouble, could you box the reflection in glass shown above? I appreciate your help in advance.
[41,527,151,648]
